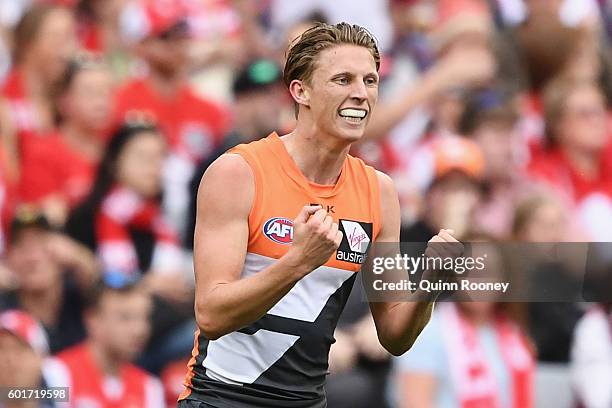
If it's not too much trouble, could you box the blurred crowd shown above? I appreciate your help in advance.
[1,0,612,407]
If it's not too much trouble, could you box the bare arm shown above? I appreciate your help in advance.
[367,171,437,355]
[194,154,342,340]
[46,233,100,292]
[364,45,496,141]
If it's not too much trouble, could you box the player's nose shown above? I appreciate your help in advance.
[349,78,368,101]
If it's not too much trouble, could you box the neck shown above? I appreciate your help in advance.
[561,145,600,180]
[148,68,182,98]
[233,114,258,140]
[18,282,63,326]
[282,122,351,185]
[20,63,50,99]
[88,340,121,377]
[60,122,103,161]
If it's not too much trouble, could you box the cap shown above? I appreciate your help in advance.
[233,59,282,95]
[10,206,52,241]
[0,310,49,355]
[432,137,485,180]
[120,0,190,44]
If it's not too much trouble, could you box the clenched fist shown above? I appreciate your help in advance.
[287,206,343,272]
[425,229,464,262]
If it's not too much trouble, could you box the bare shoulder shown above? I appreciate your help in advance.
[201,153,253,185]
[375,170,398,201]
[374,170,400,241]
[197,153,254,217]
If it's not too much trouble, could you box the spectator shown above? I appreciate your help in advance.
[17,53,114,226]
[512,194,584,363]
[65,122,193,373]
[365,0,496,144]
[570,304,612,408]
[0,309,51,408]
[0,4,77,180]
[512,193,572,243]
[528,78,612,240]
[66,122,185,284]
[395,300,535,408]
[2,207,99,353]
[114,0,231,238]
[458,89,533,237]
[43,281,164,407]
[401,137,485,241]
[185,58,286,249]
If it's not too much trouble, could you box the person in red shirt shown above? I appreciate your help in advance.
[529,78,612,201]
[0,4,78,181]
[17,53,114,226]
[528,78,612,239]
[43,281,164,408]
[114,0,230,237]
[0,310,50,397]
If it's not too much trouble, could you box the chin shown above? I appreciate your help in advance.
[333,126,366,143]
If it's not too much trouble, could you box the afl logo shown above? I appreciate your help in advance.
[263,217,294,244]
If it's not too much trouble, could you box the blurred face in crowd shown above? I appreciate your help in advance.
[138,27,190,78]
[300,45,379,143]
[426,172,482,235]
[0,331,41,388]
[60,67,114,133]
[557,85,609,153]
[237,85,286,137]
[473,122,520,182]
[116,131,166,198]
[26,7,77,84]
[87,289,152,361]
[516,199,568,242]
[7,228,61,293]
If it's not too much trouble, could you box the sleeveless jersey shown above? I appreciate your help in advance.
[180,132,382,407]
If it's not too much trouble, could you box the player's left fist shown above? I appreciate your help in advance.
[425,229,464,265]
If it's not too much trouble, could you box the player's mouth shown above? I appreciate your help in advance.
[338,108,367,123]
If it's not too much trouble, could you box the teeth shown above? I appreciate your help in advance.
[339,108,367,118]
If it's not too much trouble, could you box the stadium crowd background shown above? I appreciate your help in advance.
[0,0,612,407]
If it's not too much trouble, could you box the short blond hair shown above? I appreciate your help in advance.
[283,22,380,88]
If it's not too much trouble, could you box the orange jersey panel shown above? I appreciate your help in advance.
[228,132,381,271]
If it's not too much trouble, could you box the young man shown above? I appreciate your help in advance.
[180,22,461,408]
[43,282,164,407]
[114,0,230,238]
[3,208,99,353]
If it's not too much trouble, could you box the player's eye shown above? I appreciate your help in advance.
[365,76,378,86]
[335,76,349,85]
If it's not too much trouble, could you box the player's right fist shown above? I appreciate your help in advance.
[288,205,343,272]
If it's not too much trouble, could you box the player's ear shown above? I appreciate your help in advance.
[289,79,310,108]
